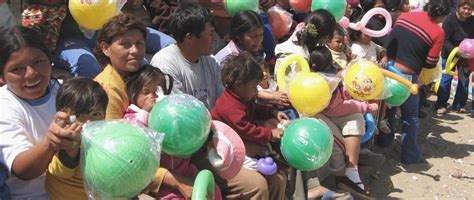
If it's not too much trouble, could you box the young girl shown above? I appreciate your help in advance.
[349,21,388,67]
[326,25,351,70]
[256,57,290,108]
[45,77,108,200]
[211,52,289,200]
[310,46,378,199]
[123,65,222,200]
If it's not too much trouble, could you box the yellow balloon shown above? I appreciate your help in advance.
[276,54,310,91]
[343,59,385,100]
[419,62,441,85]
[69,0,118,30]
[444,47,460,76]
[288,72,331,117]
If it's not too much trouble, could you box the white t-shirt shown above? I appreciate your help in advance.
[150,44,224,110]
[351,41,385,62]
[0,80,59,200]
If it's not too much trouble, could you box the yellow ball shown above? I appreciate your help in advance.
[343,59,385,100]
[69,0,118,30]
[288,72,331,117]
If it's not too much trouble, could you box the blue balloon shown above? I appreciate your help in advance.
[387,60,402,75]
[362,113,375,143]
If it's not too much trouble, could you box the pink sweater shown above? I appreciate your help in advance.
[322,87,376,118]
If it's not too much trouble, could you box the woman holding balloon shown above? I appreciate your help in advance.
[380,0,450,165]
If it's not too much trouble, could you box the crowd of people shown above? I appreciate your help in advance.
[0,0,472,199]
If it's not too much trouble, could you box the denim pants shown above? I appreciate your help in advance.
[435,59,470,110]
[54,27,175,78]
[378,74,423,164]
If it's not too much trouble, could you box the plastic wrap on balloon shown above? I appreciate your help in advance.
[343,59,385,100]
[276,54,310,92]
[281,118,333,171]
[459,39,474,59]
[383,77,410,107]
[419,61,442,85]
[148,94,211,157]
[267,6,293,39]
[290,0,312,13]
[81,120,163,199]
[288,72,332,117]
[224,0,258,16]
[69,0,126,31]
[311,0,347,20]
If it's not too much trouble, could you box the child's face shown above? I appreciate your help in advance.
[358,33,372,45]
[71,106,106,123]
[136,80,160,109]
[234,79,259,102]
[401,0,411,12]
[327,34,345,52]
[259,64,270,85]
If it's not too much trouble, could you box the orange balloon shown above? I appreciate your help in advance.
[268,6,292,39]
[289,0,312,13]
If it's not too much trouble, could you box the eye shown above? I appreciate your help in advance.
[9,66,25,73]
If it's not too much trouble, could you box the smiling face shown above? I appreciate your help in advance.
[1,47,51,100]
[100,29,145,77]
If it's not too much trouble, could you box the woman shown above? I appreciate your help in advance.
[380,0,451,164]
[435,0,473,114]
[214,10,264,66]
[0,26,83,199]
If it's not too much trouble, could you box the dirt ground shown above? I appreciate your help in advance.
[364,95,474,199]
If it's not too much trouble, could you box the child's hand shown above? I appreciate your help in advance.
[142,95,157,112]
[379,56,388,68]
[47,112,83,151]
[368,103,379,112]
[272,91,290,107]
[271,128,284,141]
[276,111,290,122]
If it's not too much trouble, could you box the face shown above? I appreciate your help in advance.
[135,80,160,108]
[327,34,345,52]
[238,28,264,54]
[259,64,270,85]
[374,0,385,8]
[1,47,51,100]
[71,106,106,123]
[234,79,259,102]
[358,33,372,45]
[101,29,145,77]
[457,4,473,20]
[192,22,215,56]
[401,0,411,12]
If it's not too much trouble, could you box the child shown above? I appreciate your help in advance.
[349,21,388,67]
[211,52,290,199]
[45,77,109,200]
[255,57,291,109]
[123,65,222,200]
[310,46,379,199]
[326,25,351,70]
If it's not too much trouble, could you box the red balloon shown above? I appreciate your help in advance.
[347,0,360,7]
[289,0,311,12]
[268,7,292,39]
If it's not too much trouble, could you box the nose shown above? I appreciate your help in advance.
[25,65,38,79]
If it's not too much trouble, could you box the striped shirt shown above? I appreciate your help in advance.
[384,11,445,74]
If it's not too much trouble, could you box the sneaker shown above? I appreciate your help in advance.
[358,148,386,167]
[336,176,374,200]
[436,107,447,114]
[378,119,391,134]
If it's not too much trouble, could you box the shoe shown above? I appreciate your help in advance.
[401,160,433,172]
[378,119,391,134]
[457,108,467,113]
[358,148,385,167]
[336,176,374,200]
[436,107,447,114]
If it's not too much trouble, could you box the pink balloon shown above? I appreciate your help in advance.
[459,39,474,59]
[347,0,360,7]
[341,8,392,38]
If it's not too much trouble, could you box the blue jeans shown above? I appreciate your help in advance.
[435,59,470,110]
[378,74,423,164]
[0,165,11,200]
[54,27,175,78]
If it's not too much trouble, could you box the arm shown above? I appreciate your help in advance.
[257,91,290,107]
[218,108,273,144]
[442,20,455,59]
[323,88,377,117]
[146,168,193,199]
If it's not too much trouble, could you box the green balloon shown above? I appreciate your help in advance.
[384,77,410,107]
[148,94,211,157]
[81,121,159,198]
[281,118,333,171]
[311,0,347,20]
[192,170,215,200]
[225,0,259,17]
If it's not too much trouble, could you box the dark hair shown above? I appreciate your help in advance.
[309,46,333,73]
[296,9,336,52]
[221,52,263,89]
[0,26,51,75]
[331,24,346,39]
[230,10,263,46]
[348,16,375,42]
[169,3,214,42]
[457,0,474,8]
[255,56,269,71]
[125,65,173,105]
[56,77,108,115]
[93,14,147,66]
[424,0,451,19]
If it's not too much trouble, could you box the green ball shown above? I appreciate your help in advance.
[311,0,347,20]
[281,118,333,171]
[148,94,211,157]
[81,121,159,198]
[225,0,259,17]
[384,77,410,107]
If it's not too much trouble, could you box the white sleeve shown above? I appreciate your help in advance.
[350,43,365,59]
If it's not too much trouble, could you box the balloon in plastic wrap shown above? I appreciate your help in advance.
[69,0,122,30]
[81,121,161,198]
[311,0,347,20]
[268,6,293,39]
[288,72,331,117]
[148,94,211,157]
[281,118,333,171]
[384,77,410,107]
[224,0,258,16]
[289,0,312,12]
[343,59,385,100]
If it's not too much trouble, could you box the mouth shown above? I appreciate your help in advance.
[24,79,41,88]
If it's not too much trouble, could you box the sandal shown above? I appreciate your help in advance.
[336,176,374,200]
[457,108,467,113]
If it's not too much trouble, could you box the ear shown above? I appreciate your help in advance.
[0,75,5,85]
[184,32,194,42]
[100,42,111,57]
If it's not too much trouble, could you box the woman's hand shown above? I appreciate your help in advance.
[46,112,83,151]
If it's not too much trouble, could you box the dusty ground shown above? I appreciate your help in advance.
[364,95,474,199]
